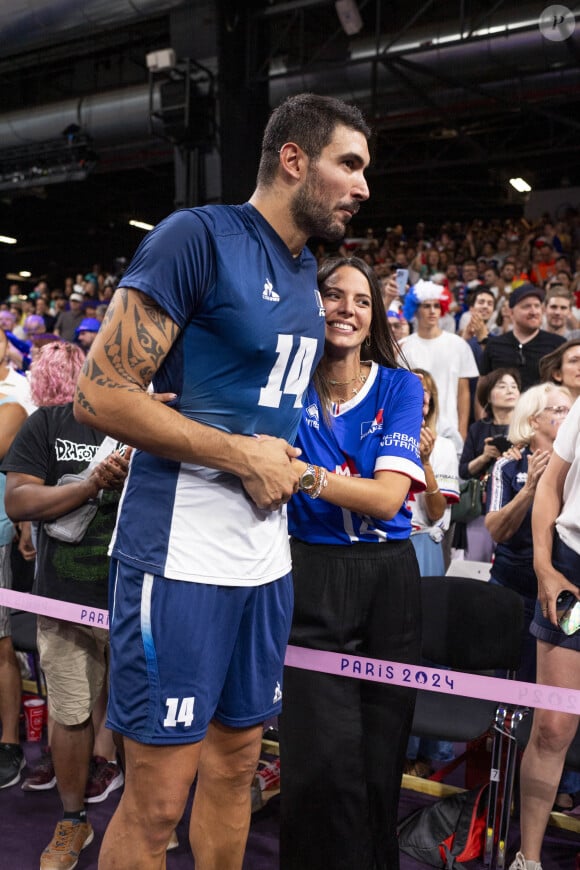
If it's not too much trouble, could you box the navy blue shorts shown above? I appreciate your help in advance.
[530,534,580,651]
[106,560,293,744]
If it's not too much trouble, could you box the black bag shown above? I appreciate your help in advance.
[451,478,483,524]
[397,784,489,869]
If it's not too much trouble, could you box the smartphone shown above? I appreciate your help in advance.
[490,435,511,453]
[556,591,580,635]
[396,268,409,296]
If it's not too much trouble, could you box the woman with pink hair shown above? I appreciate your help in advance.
[29,341,86,408]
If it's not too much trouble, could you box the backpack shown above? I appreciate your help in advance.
[397,784,489,869]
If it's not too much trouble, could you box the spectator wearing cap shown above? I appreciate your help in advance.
[480,284,566,392]
[399,280,479,455]
[53,292,85,342]
[75,317,101,353]
[23,314,46,340]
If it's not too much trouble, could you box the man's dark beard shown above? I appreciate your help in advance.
[290,170,355,242]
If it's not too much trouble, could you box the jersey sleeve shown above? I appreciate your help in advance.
[373,369,426,491]
[486,456,516,513]
[117,209,216,328]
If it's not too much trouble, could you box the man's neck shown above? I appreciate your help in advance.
[417,324,442,340]
[512,324,540,344]
[248,189,307,257]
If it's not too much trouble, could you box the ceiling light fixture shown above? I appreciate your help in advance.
[509,177,532,193]
[0,235,17,244]
[129,220,155,231]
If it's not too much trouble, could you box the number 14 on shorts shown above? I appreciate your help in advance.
[163,697,195,728]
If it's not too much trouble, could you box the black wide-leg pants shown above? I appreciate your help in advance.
[280,538,421,870]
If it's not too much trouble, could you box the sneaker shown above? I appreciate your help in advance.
[84,756,124,803]
[0,742,25,789]
[21,747,56,791]
[509,852,543,870]
[40,820,94,870]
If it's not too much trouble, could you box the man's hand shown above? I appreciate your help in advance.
[238,436,302,511]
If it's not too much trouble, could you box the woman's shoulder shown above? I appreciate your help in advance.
[376,363,421,390]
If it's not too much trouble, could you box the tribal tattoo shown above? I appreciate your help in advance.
[76,289,179,415]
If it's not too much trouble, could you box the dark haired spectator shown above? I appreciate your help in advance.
[539,338,580,399]
[458,368,521,561]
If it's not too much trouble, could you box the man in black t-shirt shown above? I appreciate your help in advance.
[1,404,128,870]
[480,284,565,392]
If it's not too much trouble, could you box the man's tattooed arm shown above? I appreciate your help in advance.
[75,288,179,416]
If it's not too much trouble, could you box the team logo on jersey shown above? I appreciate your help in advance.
[273,681,283,704]
[516,471,528,485]
[262,277,280,302]
[360,409,384,439]
[305,403,320,429]
[314,288,326,316]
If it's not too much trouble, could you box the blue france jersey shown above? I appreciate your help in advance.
[109,203,325,585]
[288,364,426,545]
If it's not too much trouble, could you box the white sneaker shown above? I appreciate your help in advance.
[509,851,543,870]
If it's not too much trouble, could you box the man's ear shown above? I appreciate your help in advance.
[278,142,308,181]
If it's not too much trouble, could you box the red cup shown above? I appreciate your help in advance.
[23,697,46,742]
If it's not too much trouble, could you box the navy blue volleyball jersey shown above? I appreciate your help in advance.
[110,203,325,584]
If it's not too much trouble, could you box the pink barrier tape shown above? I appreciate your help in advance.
[285,646,580,715]
[1,588,109,629]
[3,588,579,715]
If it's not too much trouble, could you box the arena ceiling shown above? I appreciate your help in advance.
[0,0,579,282]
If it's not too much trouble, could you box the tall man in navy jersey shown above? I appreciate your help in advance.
[74,93,371,869]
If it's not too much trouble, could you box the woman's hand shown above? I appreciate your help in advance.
[419,425,435,464]
[381,273,399,306]
[523,449,550,495]
[537,564,580,627]
[504,444,523,462]
[481,437,501,463]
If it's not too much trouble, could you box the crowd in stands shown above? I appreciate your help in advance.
[1,206,580,865]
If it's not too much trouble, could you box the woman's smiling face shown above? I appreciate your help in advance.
[321,265,372,353]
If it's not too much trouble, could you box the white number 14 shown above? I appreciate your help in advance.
[259,334,318,409]
[163,696,195,728]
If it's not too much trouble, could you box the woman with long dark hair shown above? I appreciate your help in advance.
[280,256,426,870]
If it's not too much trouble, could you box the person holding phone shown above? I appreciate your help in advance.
[485,383,572,682]
[509,395,580,870]
[457,368,521,561]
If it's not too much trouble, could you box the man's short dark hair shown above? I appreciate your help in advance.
[469,286,495,307]
[257,93,371,187]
